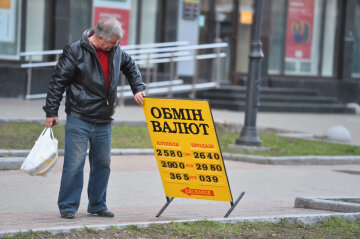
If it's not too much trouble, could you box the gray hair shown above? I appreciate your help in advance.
[95,17,124,41]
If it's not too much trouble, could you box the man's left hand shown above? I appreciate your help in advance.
[134,91,146,105]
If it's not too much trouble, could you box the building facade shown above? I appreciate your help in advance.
[0,0,359,103]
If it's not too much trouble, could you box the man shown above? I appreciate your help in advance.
[43,17,145,219]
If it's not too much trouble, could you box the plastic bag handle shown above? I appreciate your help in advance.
[40,127,47,136]
[50,128,54,139]
[42,127,55,139]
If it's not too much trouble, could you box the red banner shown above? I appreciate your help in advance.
[285,0,314,60]
[93,7,130,46]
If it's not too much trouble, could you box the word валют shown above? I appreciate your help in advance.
[149,107,210,135]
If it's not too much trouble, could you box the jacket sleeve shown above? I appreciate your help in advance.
[120,50,145,95]
[43,45,77,117]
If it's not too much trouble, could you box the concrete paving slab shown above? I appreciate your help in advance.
[1,155,360,233]
[1,98,360,235]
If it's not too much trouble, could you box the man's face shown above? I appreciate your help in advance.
[98,34,119,51]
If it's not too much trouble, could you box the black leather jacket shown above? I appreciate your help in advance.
[43,29,145,123]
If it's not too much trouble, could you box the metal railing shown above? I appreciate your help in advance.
[20,41,228,102]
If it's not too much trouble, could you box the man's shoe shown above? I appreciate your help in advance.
[60,211,75,219]
[93,209,114,217]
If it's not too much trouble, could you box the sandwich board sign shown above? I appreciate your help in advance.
[142,97,244,217]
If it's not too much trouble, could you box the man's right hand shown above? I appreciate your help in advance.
[45,117,58,128]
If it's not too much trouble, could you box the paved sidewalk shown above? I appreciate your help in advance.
[1,155,360,233]
[1,98,360,235]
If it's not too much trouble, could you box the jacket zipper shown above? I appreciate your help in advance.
[92,47,113,105]
[108,48,115,104]
[86,33,115,106]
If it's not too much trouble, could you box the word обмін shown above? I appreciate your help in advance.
[149,107,210,135]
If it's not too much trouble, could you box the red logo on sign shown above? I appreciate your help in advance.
[181,187,214,196]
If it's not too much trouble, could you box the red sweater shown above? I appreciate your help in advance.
[94,46,110,94]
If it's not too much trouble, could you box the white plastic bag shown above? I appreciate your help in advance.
[21,127,58,176]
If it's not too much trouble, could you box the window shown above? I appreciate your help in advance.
[139,0,157,44]
[268,0,339,77]
[352,0,360,77]
[236,0,254,73]
[268,0,287,74]
[0,0,21,60]
[284,0,323,76]
[70,0,92,43]
[321,0,337,77]
[25,0,45,61]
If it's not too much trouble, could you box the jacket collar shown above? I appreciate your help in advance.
[81,28,96,52]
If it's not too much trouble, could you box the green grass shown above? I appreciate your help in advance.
[3,218,360,238]
[218,131,360,156]
[1,122,360,156]
[112,124,152,148]
[106,218,360,238]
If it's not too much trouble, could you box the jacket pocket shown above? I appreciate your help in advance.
[96,104,116,119]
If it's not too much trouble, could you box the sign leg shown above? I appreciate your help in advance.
[156,197,174,217]
[224,192,245,218]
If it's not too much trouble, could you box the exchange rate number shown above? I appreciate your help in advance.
[193,152,220,160]
[169,173,189,181]
[161,161,185,169]
[157,149,183,158]
[199,175,219,183]
[195,163,222,171]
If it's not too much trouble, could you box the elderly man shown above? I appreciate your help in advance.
[43,17,145,219]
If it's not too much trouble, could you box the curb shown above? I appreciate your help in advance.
[1,149,360,170]
[0,148,155,157]
[1,212,360,238]
[0,149,155,170]
[0,157,25,170]
[223,153,360,165]
[295,196,360,213]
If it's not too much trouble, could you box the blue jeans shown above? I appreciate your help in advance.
[58,115,112,214]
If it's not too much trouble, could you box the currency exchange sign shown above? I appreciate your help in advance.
[143,98,233,202]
